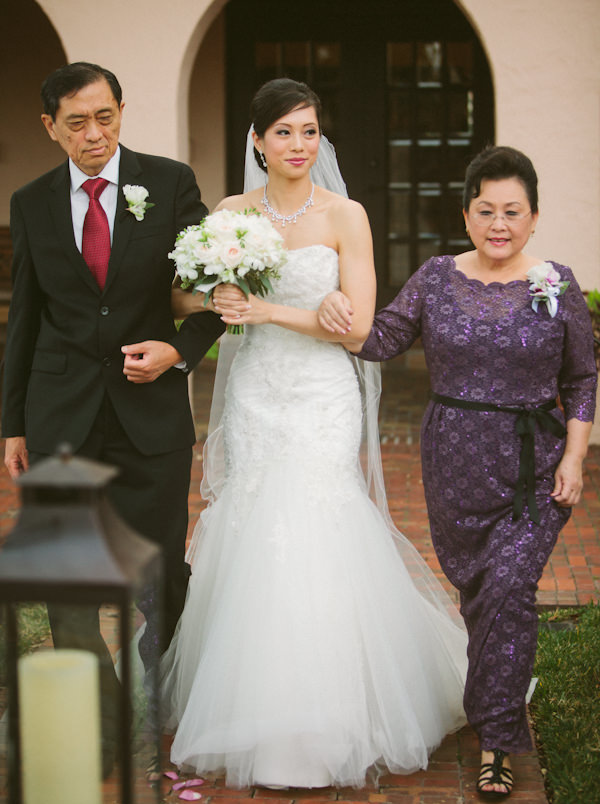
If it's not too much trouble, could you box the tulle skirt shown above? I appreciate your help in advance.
[160,455,467,788]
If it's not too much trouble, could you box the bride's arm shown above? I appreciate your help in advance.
[215,200,376,348]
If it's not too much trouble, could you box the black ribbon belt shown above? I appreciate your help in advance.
[431,393,567,525]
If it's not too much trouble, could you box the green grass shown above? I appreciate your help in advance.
[0,603,51,684]
[205,340,219,360]
[530,603,600,803]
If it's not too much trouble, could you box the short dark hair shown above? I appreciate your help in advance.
[250,78,322,173]
[41,62,122,119]
[463,145,538,213]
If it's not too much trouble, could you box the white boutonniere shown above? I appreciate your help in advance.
[123,184,155,221]
[526,262,569,318]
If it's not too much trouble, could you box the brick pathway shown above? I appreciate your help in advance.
[1,361,598,803]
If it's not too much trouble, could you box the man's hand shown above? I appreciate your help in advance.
[317,290,354,334]
[121,341,183,383]
[4,436,28,480]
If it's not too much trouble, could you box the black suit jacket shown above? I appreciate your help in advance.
[1,145,225,455]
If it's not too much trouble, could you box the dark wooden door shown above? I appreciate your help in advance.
[226,0,494,305]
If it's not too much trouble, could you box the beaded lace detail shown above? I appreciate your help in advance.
[222,246,362,521]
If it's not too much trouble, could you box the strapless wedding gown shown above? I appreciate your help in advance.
[160,245,468,788]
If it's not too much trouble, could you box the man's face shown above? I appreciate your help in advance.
[41,78,124,176]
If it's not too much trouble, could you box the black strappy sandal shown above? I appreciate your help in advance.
[477,749,513,800]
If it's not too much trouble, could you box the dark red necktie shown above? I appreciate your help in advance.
[82,178,111,289]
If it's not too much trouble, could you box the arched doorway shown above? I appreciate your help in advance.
[1,0,66,346]
[225,0,494,305]
[1,0,67,223]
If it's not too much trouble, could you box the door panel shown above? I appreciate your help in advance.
[226,0,494,305]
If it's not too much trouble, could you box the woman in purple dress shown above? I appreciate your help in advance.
[318,146,597,799]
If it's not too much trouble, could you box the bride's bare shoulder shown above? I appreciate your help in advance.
[213,189,263,213]
[316,187,360,212]
[319,190,368,229]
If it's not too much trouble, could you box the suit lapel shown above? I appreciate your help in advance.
[103,145,141,294]
[49,164,101,295]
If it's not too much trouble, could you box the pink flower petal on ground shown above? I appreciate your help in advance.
[173,779,205,790]
[164,770,179,780]
[178,791,202,801]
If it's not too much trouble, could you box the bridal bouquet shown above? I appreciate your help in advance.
[169,208,287,334]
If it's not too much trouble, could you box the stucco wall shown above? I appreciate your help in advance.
[459,0,600,293]
[188,12,227,211]
[35,0,224,158]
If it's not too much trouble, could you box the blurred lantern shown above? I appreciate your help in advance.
[0,446,163,803]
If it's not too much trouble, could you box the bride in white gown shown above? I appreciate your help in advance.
[161,78,468,789]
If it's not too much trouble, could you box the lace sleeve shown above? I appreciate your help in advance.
[358,261,427,362]
[555,263,598,422]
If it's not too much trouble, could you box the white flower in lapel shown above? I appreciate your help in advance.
[123,184,155,221]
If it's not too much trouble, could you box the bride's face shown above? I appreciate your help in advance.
[255,105,320,179]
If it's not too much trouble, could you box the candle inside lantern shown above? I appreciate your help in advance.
[19,649,102,804]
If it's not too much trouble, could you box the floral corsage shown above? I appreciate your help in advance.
[123,184,154,221]
[526,263,569,318]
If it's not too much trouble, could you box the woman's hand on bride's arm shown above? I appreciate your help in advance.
[317,291,354,335]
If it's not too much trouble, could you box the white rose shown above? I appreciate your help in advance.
[123,184,149,204]
[220,242,244,269]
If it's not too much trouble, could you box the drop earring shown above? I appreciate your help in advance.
[259,151,267,169]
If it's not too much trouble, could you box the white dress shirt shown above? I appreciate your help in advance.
[69,147,121,251]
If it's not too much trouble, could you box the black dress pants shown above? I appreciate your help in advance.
[31,394,193,752]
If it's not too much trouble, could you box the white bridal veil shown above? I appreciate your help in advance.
[194,127,466,633]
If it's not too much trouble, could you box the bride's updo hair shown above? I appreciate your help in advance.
[251,78,322,173]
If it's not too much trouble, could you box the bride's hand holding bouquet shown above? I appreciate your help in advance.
[212,282,273,327]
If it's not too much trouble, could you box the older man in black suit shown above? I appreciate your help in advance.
[1,62,224,773]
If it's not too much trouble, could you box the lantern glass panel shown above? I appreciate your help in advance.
[0,451,164,804]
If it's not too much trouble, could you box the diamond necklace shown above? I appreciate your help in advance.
[261,184,315,227]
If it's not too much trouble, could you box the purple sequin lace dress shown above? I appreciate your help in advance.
[359,255,597,753]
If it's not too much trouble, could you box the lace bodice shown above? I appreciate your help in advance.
[221,244,362,511]
[243,244,340,352]
[270,244,340,305]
